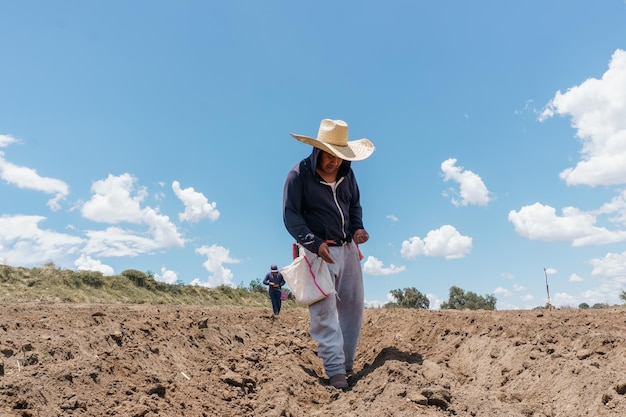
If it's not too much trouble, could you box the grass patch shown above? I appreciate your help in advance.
[0,264,296,307]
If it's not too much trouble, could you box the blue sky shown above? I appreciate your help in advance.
[2,1,626,309]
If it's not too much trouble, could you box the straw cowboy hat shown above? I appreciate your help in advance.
[290,119,375,161]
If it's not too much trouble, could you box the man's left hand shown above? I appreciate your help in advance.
[353,229,369,245]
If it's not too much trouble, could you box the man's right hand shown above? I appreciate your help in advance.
[318,242,335,264]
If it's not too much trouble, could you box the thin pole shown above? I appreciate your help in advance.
[544,267,553,310]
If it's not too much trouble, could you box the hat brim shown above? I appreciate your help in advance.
[290,133,375,161]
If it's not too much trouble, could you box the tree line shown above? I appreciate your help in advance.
[385,285,496,310]
[386,286,626,310]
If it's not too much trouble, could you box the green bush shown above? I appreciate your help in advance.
[440,286,497,311]
[79,271,105,288]
[121,269,148,287]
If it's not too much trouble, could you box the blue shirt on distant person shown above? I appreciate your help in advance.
[263,265,285,293]
[263,265,286,316]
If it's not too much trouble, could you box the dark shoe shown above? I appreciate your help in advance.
[329,373,348,390]
[345,368,353,378]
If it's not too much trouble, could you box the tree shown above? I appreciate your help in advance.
[248,278,267,294]
[620,291,626,303]
[386,287,429,309]
[578,302,590,309]
[440,286,497,310]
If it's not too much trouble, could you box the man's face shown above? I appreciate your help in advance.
[318,151,343,176]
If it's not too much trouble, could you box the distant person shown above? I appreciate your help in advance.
[282,119,374,390]
[263,264,286,316]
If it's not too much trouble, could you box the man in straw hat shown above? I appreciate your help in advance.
[283,119,374,390]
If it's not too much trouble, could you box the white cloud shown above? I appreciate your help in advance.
[589,250,626,276]
[401,225,473,260]
[82,173,146,223]
[81,174,185,255]
[142,207,185,247]
[494,287,511,297]
[553,292,578,308]
[362,256,406,276]
[0,134,18,147]
[74,254,115,276]
[540,49,626,187]
[155,266,178,284]
[569,273,584,282]
[496,301,522,310]
[192,244,240,287]
[580,276,626,305]
[386,214,399,222]
[508,202,626,246]
[401,236,425,258]
[0,167,186,263]
[441,158,491,206]
[82,227,161,257]
[595,189,626,227]
[427,293,443,310]
[172,181,220,222]
[364,299,386,308]
[545,267,557,275]
[513,284,527,291]
[0,151,69,211]
[549,271,626,308]
[0,215,84,266]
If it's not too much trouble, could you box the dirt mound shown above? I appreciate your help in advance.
[1,303,626,416]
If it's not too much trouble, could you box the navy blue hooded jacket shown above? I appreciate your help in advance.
[283,148,364,255]
[263,271,285,293]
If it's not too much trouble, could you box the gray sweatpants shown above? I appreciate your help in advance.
[308,241,364,377]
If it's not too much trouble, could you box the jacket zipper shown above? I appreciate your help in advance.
[321,177,346,240]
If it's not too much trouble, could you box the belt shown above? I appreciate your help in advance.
[325,237,351,247]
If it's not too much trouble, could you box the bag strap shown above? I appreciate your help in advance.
[303,254,331,297]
